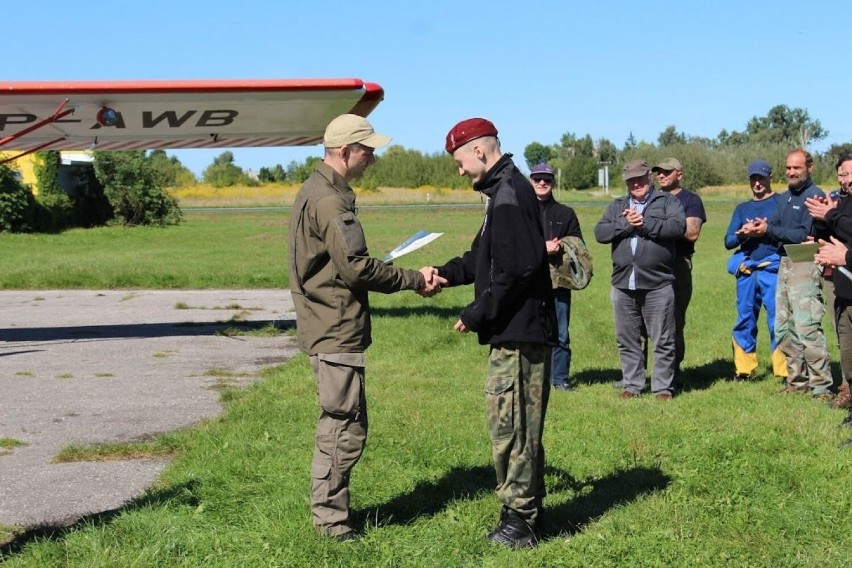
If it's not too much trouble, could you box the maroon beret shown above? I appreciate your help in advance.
[445,118,498,154]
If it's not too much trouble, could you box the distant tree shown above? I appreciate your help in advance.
[624,132,638,150]
[562,156,598,190]
[257,167,275,183]
[271,164,286,182]
[825,143,852,169]
[146,150,197,188]
[523,142,554,169]
[558,132,594,159]
[93,151,182,226]
[202,151,248,187]
[658,125,687,147]
[596,138,618,163]
[286,156,322,184]
[745,104,828,148]
[716,128,749,146]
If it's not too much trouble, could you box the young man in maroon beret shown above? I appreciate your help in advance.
[422,118,556,548]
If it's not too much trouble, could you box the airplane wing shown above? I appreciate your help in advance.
[0,78,384,157]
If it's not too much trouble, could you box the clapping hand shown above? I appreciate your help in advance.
[622,207,644,228]
[814,236,848,267]
[805,195,836,221]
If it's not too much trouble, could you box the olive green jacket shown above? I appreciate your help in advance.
[289,162,425,355]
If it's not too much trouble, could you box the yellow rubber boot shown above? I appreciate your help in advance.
[772,348,788,379]
[732,339,758,378]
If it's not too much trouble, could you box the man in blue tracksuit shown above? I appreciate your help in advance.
[724,159,787,380]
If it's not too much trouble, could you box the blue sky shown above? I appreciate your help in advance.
[7,0,849,175]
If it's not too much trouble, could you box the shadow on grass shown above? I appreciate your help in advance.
[371,305,466,320]
[356,464,494,527]
[0,480,200,560]
[0,319,295,344]
[678,358,732,392]
[573,357,732,394]
[357,463,670,541]
[543,465,671,539]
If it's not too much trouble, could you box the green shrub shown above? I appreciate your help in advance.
[0,165,38,232]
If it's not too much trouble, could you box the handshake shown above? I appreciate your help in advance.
[417,266,447,297]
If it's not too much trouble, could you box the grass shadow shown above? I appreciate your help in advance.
[679,358,732,392]
[543,465,671,539]
[0,480,200,560]
[0,319,295,344]
[356,464,494,527]
[574,367,624,386]
[357,462,669,542]
[371,305,466,320]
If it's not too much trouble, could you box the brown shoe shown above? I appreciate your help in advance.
[655,393,673,400]
[813,392,835,404]
[619,390,638,399]
[831,385,852,409]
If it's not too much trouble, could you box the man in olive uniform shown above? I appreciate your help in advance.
[289,114,443,541]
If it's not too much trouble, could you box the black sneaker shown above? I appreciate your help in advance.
[841,413,852,429]
[487,512,537,549]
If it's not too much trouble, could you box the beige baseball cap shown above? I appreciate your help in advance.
[652,157,683,172]
[323,114,391,148]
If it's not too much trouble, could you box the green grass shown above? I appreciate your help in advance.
[2,201,851,566]
[0,438,27,450]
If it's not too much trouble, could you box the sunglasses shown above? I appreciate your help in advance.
[531,176,554,184]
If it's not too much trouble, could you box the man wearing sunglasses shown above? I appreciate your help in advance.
[652,158,706,386]
[529,163,583,392]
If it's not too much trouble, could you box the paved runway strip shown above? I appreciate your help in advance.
[0,289,298,528]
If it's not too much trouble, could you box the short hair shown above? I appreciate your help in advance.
[787,148,813,168]
[835,153,852,170]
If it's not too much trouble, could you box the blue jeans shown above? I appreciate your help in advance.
[552,287,572,386]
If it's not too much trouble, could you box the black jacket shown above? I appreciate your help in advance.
[436,154,556,346]
[815,193,852,300]
[538,196,582,241]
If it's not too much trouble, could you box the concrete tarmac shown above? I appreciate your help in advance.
[0,289,298,529]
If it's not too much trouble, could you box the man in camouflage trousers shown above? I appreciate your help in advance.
[423,118,556,549]
[749,149,833,397]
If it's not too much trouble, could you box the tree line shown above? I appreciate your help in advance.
[195,104,852,192]
[2,104,850,233]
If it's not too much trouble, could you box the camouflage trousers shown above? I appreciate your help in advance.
[775,257,833,393]
[486,342,551,525]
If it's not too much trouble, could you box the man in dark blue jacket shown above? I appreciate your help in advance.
[594,159,685,399]
[749,149,832,397]
[423,118,555,549]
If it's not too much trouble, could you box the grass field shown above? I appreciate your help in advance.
[1,193,851,566]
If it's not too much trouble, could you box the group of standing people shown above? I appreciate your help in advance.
[725,149,852,429]
[288,113,850,550]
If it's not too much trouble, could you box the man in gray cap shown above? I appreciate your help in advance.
[651,157,706,384]
[594,159,685,399]
[289,113,445,541]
